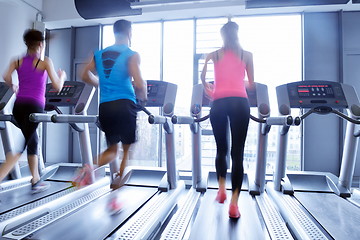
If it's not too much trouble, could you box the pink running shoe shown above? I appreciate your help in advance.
[229,203,241,219]
[107,196,123,215]
[215,189,227,203]
[72,164,93,188]
[31,181,50,194]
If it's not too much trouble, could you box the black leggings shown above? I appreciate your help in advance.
[13,101,43,155]
[210,97,250,192]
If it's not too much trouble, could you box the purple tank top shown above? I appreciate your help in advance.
[16,55,48,107]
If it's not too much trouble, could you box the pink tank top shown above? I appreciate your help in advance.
[213,50,248,100]
[16,55,48,107]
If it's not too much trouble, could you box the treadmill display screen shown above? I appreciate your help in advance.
[147,83,166,96]
[45,81,86,108]
[146,82,166,107]
[46,85,77,97]
[297,84,334,98]
[147,84,156,95]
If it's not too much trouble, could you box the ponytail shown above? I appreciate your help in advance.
[220,21,242,56]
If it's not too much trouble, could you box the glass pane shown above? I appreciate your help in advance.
[102,25,114,48]
[131,23,162,80]
[196,18,227,54]
[130,22,162,167]
[236,15,302,172]
[163,20,194,170]
[196,15,302,173]
[101,23,162,167]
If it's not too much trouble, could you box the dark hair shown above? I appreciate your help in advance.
[220,21,241,52]
[23,29,45,49]
[113,19,132,35]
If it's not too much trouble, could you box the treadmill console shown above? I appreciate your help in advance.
[0,83,9,101]
[145,80,177,116]
[190,82,270,118]
[46,81,85,107]
[45,81,95,114]
[284,81,347,108]
[0,82,14,111]
[201,81,257,108]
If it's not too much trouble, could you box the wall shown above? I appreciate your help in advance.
[45,26,100,163]
[44,28,72,163]
[342,11,360,181]
[0,0,43,162]
[0,0,42,78]
[71,26,101,163]
[302,12,342,175]
[302,11,360,182]
[41,0,360,30]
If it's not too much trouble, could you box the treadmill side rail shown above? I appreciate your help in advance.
[108,181,185,240]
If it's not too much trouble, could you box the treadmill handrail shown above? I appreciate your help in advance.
[172,113,293,126]
[0,115,14,122]
[29,113,85,132]
[171,115,210,124]
[51,114,98,123]
[171,115,195,124]
[136,105,171,125]
[29,113,53,123]
[299,107,360,124]
[148,115,167,124]
[265,116,294,126]
[0,114,19,127]
[331,109,360,124]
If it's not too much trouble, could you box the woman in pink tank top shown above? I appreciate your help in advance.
[201,21,255,219]
[0,29,66,193]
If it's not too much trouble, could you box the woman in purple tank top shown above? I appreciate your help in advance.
[0,29,66,193]
[201,21,255,219]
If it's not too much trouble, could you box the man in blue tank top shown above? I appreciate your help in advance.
[76,19,147,214]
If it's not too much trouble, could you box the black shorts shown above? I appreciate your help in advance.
[99,99,137,145]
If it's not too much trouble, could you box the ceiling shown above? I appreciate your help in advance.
[43,0,360,29]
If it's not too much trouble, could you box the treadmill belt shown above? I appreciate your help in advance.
[27,186,157,240]
[0,181,71,213]
[295,192,360,240]
[189,189,268,240]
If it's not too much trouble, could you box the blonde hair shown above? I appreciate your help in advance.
[220,21,242,55]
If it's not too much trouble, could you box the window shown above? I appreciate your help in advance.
[162,20,194,169]
[102,23,162,167]
[196,15,302,173]
[101,14,302,173]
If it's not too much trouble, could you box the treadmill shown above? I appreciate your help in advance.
[0,82,23,183]
[0,81,111,239]
[268,80,360,240]
[0,82,52,191]
[8,80,185,240]
[161,82,294,240]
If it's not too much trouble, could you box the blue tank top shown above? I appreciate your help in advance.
[94,44,136,104]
